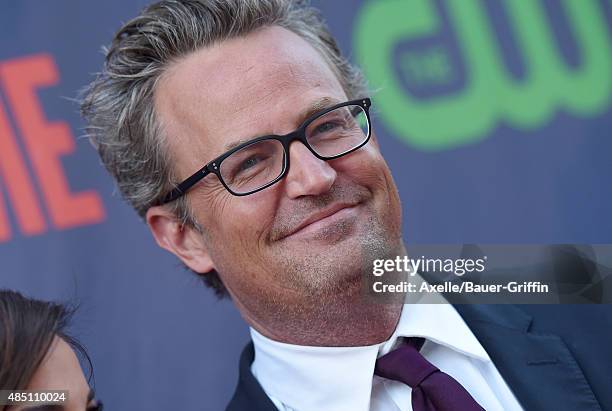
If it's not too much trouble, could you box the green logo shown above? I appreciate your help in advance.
[354,0,612,150]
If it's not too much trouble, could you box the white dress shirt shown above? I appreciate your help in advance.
[250,303,524,411]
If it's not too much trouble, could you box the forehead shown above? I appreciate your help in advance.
[26,337,89,407]
[154,25,347,178]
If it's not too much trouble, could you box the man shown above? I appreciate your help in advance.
[81,1,611,410]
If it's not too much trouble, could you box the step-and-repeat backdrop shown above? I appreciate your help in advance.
[1,1,610,409]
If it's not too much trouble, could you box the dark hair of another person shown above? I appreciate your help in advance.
[0,289,92,391]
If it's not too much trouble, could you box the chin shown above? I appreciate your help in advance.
[279,235,390,296]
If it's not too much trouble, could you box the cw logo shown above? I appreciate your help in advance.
[0,53,105,242]
[354,0,612,150]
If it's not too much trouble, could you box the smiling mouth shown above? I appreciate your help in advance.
[280,203,360,241]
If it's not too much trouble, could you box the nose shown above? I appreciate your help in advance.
[284,141,337,199]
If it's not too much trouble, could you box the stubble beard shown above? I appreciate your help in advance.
[262,208,405,346]
[212,180,405,345]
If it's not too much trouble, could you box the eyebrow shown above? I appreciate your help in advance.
[221,96,342,153]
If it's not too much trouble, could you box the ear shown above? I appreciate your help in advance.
[146,205,215,274]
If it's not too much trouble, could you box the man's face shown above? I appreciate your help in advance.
[153,26,403,324]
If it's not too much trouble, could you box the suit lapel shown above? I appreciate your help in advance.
[226,342,278,411]
[455,304,602,411]
[227,306,603,410]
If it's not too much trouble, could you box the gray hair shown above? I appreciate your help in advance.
[80,0,368,298]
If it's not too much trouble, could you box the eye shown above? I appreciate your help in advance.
[313,121,340,135]
[238,155,264,172]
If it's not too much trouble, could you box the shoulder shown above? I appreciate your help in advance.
[456,304,612,409]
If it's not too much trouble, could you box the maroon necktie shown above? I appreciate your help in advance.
[374,338,486,411]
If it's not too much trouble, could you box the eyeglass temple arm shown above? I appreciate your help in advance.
[159,165,211,205]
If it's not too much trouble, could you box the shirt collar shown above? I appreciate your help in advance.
[379,303,491,361]
[250,303,490,411]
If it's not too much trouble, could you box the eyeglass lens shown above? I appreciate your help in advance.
[218,104,369,194]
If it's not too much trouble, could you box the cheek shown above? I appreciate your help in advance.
[195,187,278,252]
[336,144,394,191]
[338,146,402,225]
[205,194,281,294]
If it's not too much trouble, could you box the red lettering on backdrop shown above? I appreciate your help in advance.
[0,53,105,233]
[0,98,47,241]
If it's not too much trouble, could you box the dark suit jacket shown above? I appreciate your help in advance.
[226,305,612,411]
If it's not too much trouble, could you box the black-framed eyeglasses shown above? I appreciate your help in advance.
[158,97,372,204]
